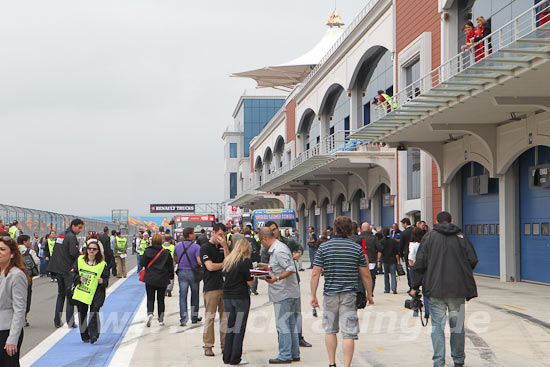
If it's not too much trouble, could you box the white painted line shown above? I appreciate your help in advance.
[20,266,138,367]
[108,296,148,367]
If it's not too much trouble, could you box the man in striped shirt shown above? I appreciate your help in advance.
[310,216,373,367]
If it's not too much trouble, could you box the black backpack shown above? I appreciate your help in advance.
[23,248,39,277]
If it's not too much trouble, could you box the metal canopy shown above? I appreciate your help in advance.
[349,3,550,143]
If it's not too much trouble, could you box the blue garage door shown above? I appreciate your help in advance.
[461,162,499,277]
[380,184,394,228]
[360,208,371,224]
[519,146,550,284]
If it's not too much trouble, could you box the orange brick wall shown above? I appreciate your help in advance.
[395,0,441,74]
[286,100,296,144]
[432,160,442,224]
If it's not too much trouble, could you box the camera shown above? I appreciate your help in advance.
[404,291,423,311]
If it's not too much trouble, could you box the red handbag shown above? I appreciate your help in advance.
[139,249,164,282]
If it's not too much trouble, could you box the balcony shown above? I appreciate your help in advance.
[351,2,550,142]
[258,130,376,192]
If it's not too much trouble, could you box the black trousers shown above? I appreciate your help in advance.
[54,272,75,327]
[26,280,32,314]
[145,284,167,321]
[370,267,377,294]
[76,302,101,342]
[0,329,24,367]
[223,298,250,365]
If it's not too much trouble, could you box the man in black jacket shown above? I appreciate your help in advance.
[48,218,84,328]
[98,226,115,274]
[358,222,382,293]
[398,218,413,289]
[411,211,478,367]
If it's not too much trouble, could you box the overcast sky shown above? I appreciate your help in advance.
[1,0,365,217]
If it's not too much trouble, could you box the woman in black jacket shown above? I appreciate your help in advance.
[71,235,110,344]
[140,234,174,327]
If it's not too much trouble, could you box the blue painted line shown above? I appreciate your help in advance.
[32,272,145,367]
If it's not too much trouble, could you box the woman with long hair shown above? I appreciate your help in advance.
[71,234,110,344]
[222,238,255,365]
[473,16,491,61]
[0,231,29,366]
[140,234,174,327]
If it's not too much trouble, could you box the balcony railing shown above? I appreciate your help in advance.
[302,0,380,86]
[264,130,371,183]
[373,2,550,122]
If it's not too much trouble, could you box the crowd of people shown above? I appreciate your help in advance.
[0,211,479,367]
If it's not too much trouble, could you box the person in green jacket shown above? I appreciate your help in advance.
[162,235,176,297]
[71,235,109,344]
[114,231,128,278]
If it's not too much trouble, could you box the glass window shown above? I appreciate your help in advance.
[363,102,370,126]
[229,143,237,158]
[405,59,420,98]
[407,149,421,199]
[533,223,540,236]
[229,172,237,199]
[541,223,549,236]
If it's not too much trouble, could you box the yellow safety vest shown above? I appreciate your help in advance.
[381,93,398,109]
[162,243,175,258]
[47,238,56,257]
[115,237,127,253]
[72,256,107,305]
[9,226,17,239]
[139,239,150,256]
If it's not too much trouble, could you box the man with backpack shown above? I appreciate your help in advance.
[17,234,40,327]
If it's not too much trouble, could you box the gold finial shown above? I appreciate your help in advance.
[327,9,344,27]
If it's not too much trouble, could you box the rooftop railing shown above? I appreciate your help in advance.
[373,2,550,122]
[302,0,380,86]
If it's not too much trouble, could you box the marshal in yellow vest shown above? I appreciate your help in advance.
[72,256,107,305]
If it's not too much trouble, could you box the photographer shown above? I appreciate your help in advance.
[410,211,478,367]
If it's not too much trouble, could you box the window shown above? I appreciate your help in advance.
[243,98,285,157]
[405,59,420,99]
[407,149,421,199]
[363,102,370,126]
[229,172,237,199]
[229,143,237,158]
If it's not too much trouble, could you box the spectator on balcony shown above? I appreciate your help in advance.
[460,21,475,52]
[473,16,491,61]
[375,90,397,113]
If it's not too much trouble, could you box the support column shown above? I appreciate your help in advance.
[320,204,327,231]
[420,151,433,226]
[298,207,305,244]
[349,87,363,130]
[498,161,520,282]
[442,171,462,228]
[371,189,381,226]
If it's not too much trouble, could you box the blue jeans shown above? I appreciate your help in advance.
[273,298,300,361]
[223,298,250,365]
[177,269,199,324]
[383,263,397,292]
[308,247,316,267]
[250,277,258,292]
[429,297,465,367]
[40,257,48,276]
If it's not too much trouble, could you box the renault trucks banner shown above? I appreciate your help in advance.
[150,204,195,213]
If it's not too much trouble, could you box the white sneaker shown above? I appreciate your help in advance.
[146,314,153,327]
[239,360,249,365]
[159,321,165,326]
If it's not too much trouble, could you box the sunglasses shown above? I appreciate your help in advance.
[87,247,99,251]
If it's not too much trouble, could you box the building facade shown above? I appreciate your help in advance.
[225,0,550,284]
